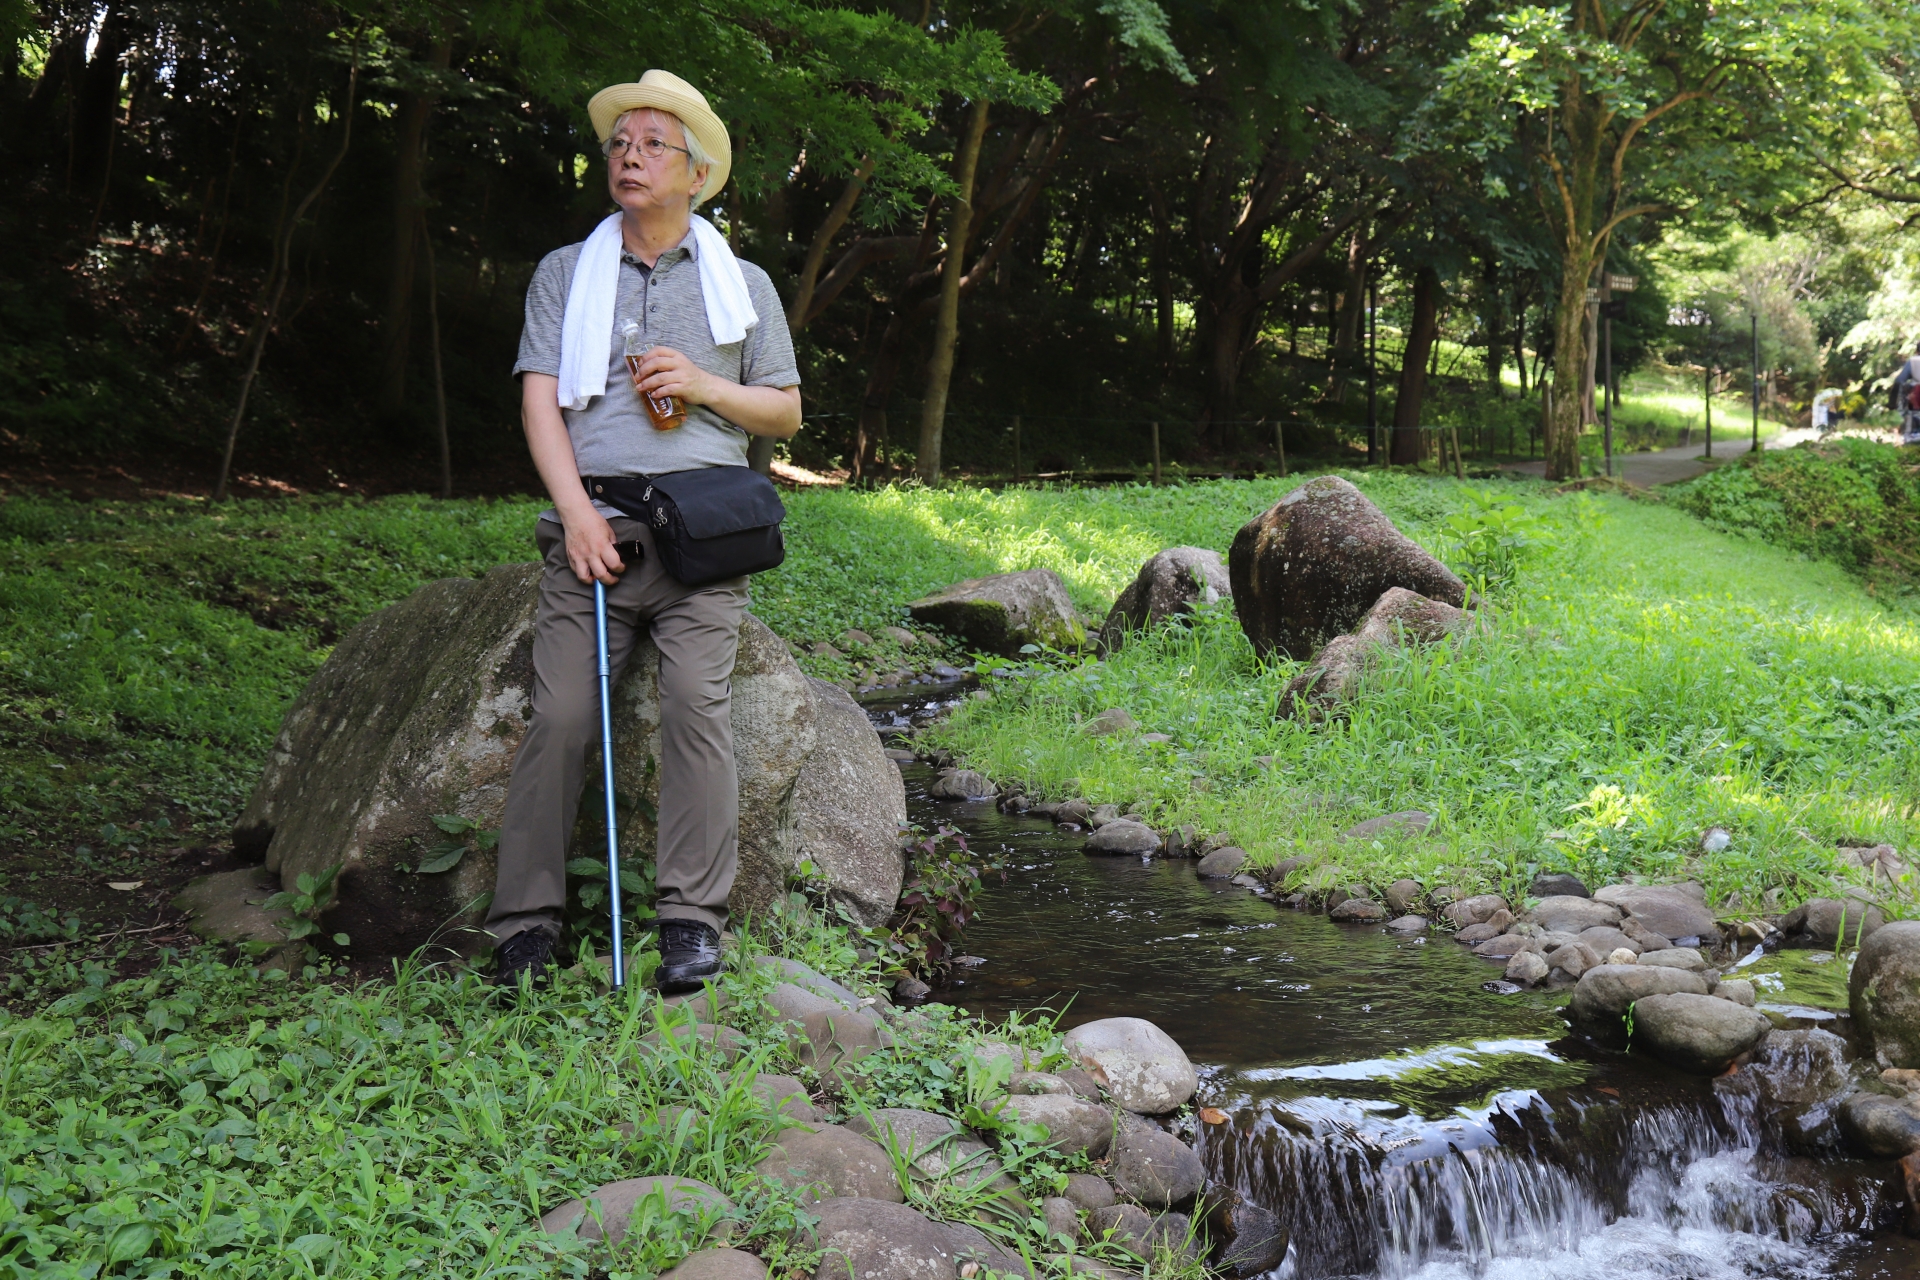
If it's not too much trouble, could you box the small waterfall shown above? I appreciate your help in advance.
[1200,1080,1892,1280]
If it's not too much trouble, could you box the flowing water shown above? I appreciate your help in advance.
[861,684,1918,1280]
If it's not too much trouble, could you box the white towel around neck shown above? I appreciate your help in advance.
[555,212,759,412]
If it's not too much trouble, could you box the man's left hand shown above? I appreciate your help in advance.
[632,346,716,407]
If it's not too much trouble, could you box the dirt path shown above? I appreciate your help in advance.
[1502,425,1876,487]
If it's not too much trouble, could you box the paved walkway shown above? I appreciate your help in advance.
[1504,425,1855,487]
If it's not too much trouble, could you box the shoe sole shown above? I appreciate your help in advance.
[655,964,722,996]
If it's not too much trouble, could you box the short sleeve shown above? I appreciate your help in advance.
[738,265,801,388]
[513,248,575,379]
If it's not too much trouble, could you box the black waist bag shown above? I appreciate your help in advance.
[588,467,786,587]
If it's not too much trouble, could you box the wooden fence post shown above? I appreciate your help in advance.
[1012,414,1022,483]
[1275,420,1287,477]
[1151,422,1162,485]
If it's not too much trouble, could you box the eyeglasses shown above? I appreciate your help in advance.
[603,136,691,162]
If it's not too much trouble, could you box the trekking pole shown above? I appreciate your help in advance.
[594,579,625,989]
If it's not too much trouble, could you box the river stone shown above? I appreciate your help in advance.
[1387,915,1430,934]
[1280,588,1468,718]
[636,1023,748,1064]
[758,956,863,1007]
[791,678,908,923]
[1086,1205,1155,1259]
[1097,547,1232,655]
[1545,941,1602,980]
[1713,978,1757,1006]
[228,566,872,955]
[1839,1092,1920,1157]
[1442,894,1509,928]
[1524,896,1621,934]
[756,1126,902,1203]
[1088,804,1122,828]
[1532,872,1591,898]
[1579,926,1641,957]
[1385,879,1423,913]
[1851,920,1920,1068]
[844,1109,1010,1192]
[1784,892,1887,946]
[794,1009,888,1076]
[1084,820,1163,856]
[1044,1196,1082,1244]
[1107,1125,1205,1207]
[1621,918,1675,952]
[803,1198,959,1280]
[1049,1255,1140,1280]
[1593,883,1717,945]
[172,866,292,947]
[1064,1174,1117,1211]
[541,1175,734,1247]
[1001,1094,1114,1157]
[906,570,1083,656]
[1637,947,1708,972]
[1504,950,1549,986]
[767,981,857,1026]
[660,1249,767,1280]
[1063,1017,1197,1113]
[1227,476,1468,660]
[1749,1029,1853,1107]
[1455,922,1501,944]
[1082,709,1139,738]
[1630,992,1771,1075]
[1196,847,1247,878]
[1568,964,1710,1036]
[752,1074,817,1123]
[1009,1071,1074,1095]
[1345,810,1434,842]
[1208,1189,1288,1277]
[1330,898,1388,923]
[929,769,994,800]
[1472,934,1538,958]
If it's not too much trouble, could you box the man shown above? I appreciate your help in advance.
[1893,342,1920,445]
[490,70,801,993]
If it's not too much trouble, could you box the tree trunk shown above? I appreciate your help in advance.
[1482,255,1503,395]
[1148,182,1175,371]
[72,5,134,189]
[376,38,453,419]
[914,96,990,484]
[1329,229,1369,403]
[1390,267,1440,465]
[1546,261,1593,480]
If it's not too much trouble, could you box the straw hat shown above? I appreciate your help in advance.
[587,70,731,204]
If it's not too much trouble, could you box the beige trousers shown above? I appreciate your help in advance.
[487,516,747,944]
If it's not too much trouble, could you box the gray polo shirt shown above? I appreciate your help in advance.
[514,228,799,520]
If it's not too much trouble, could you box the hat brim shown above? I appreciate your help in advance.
[588,83,732,205]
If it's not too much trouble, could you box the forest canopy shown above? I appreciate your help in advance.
[2,0,1918,489]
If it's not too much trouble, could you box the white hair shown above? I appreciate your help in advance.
[614,107,712,201]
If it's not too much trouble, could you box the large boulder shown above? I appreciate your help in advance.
[1106,1125,1205,1207]
[229,565,901,958]
[1567,964,1710,1041]
[1629,992,1771,1075]
[756,1125,902,1203]
[1782,892,1887,946]
[540,1176,734,1248]
[1523,896,1621,935]
[1096,548,1231,655]
[1226,476,1468,661]
[1591,882,1717,944]
[1278,588,1467,719]
[1839,1092,1920,1157]
[1062,1017,1196,1113]
[803,1198,972,1280]
[1000,1094,1115,1158]
[1852,921,1920,1068]
[906,570,1084,656]
[790,678,908,924]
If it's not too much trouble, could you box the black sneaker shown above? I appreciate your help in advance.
[656,919,722,994]
[493,929,557,992]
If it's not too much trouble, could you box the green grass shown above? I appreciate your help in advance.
[926,472,1920,916]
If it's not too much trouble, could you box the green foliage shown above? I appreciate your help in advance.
[416,814,499,875]
[884,825,1006,979]
[262,864,342,943]
[1440,487,1555,590]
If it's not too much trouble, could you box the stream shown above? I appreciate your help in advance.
[860,682,1920,1280]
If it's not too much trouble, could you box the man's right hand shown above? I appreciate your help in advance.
[563,509,627,586]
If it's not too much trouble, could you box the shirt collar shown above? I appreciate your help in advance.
[620,226,698,269]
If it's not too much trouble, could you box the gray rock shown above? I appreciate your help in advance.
[757,958,863,1010]
[1579,926,1641,957]
[1593,883,1717,944]
[1208,1190,1288,1277]
[1088,804,1122,828]
[1044,1196,1082,1245]
[658,1248,766,1280]
[881,626,919,647]
[1785,892,1887,945]
[1064,1174,1117,1212]
[1523,895,1621,934]
[1838,1092,1920,1157]
[1063,1017,1198,1113]
[1749,1029,1853,1107]
[1531,873,1591,898]
[1568,964,1711,1038]
[1621,918,1674,952]
[767,981,856,1026]
[229,569,858,956]
[803,1197,960,1280]
[1086,1205,1155,1259]
[1631,992,1771,1074]
[1055,798,1092,826]
[1637,948,1708,972]
[541,1176,734,1247]
[929,769,994,800]
[906,570,1084,656]
[1544,941,1602,980]
[1330,898,1388,923]
[1504,950,1550,987]
[1712,979,1757,1006]
[1227,476,1468,661]
[1385,879,1423,914]
[756,1126,902,1203]
[1345,810,1435,842]
[1455,922,1501,944]
[1851,920,1920,1068]
[635,1023,748,1064]
[1472,934,1538,958]
[1195,847,1247,878]
[793,1010,888,1075]
[171,866,291,945]
[752,1074,816,1123]
[1008,1071,1074,1095]
[893,976,931,1002]
[1000,1094,1115,1158]
[1386,915,1430,934]
[1084,820,1163,856]
[791,679,909,924]
[1097,547,1233,655]
[844,1109,1010,1194]
[1280,588,1468,719]
[1047,1254,1140,1280]
[1442,894,1509,928]
[1082,709,1139,737]
[1107,1125,1205,1207]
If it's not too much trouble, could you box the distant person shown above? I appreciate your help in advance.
[489,71,802,994]
[1811,388,1840,436]
[1892,342,1920,445]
